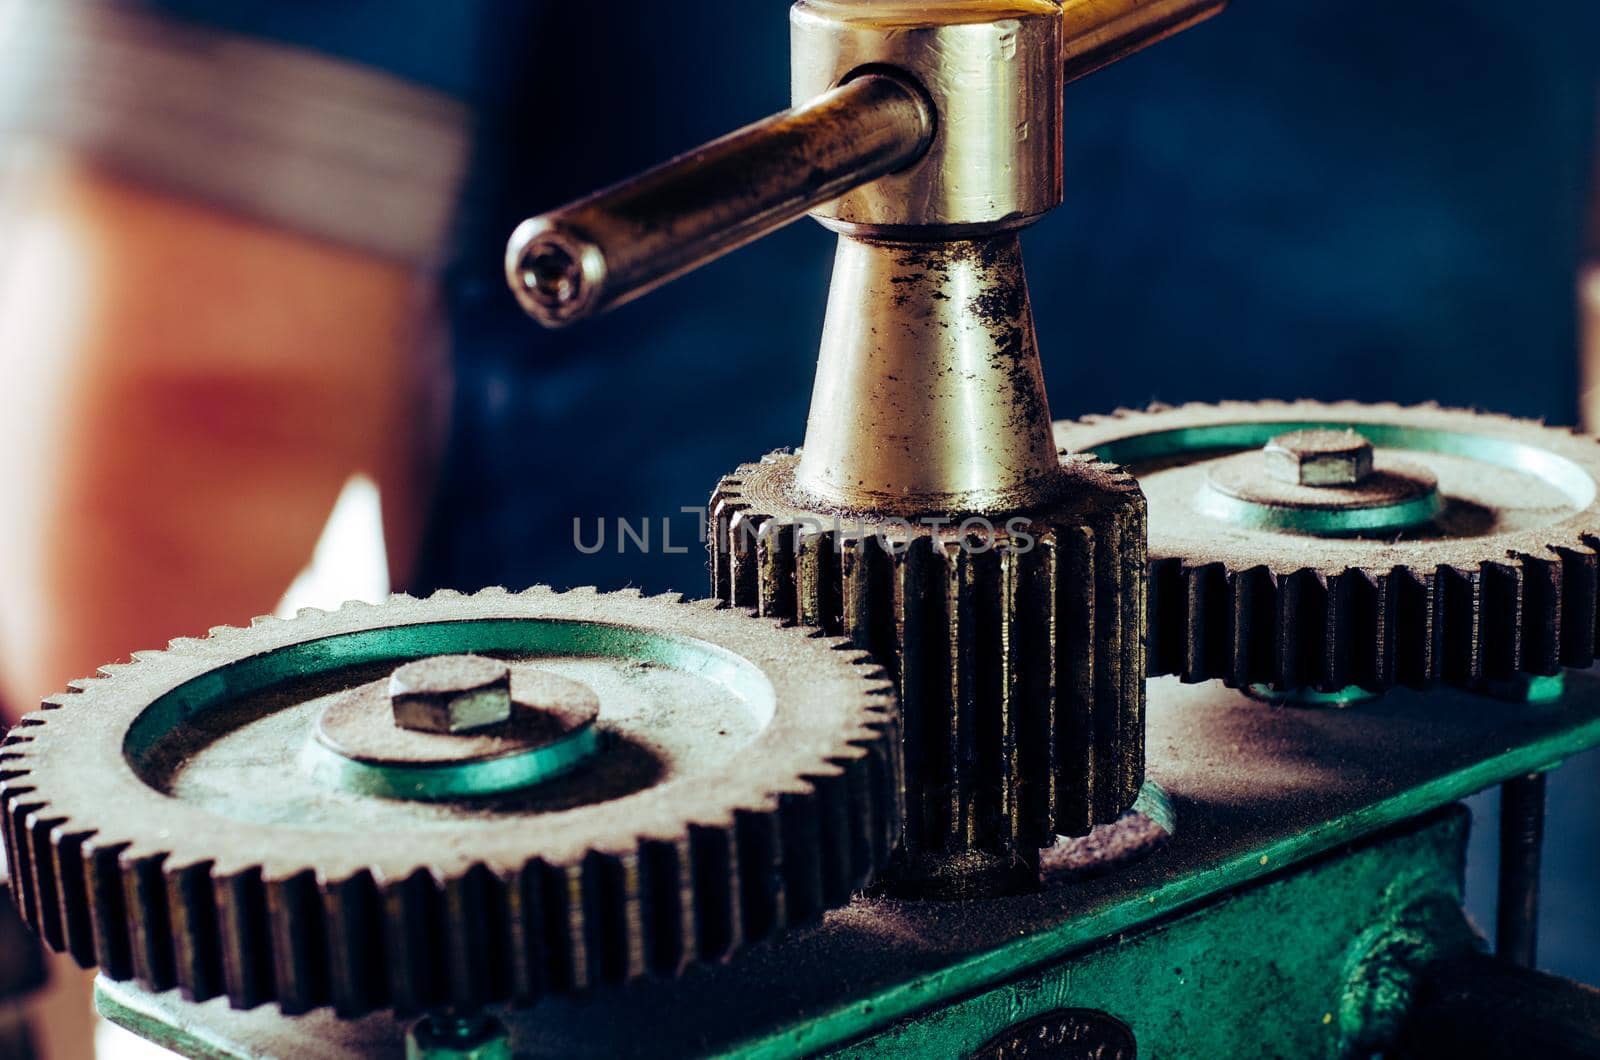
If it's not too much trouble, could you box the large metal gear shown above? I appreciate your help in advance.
[0,588,899,1018]
[710,452,1146,897]
[1054,402,1600,692]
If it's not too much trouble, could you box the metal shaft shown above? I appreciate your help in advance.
[1061,0,1229,83]
[1496,771,1547,967]
[505,72,932,327]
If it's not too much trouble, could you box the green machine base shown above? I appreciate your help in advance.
[97,673,1600,1058]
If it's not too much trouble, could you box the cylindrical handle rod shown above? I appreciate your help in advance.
[1060,0,1228,83]
[505,72,932,327]
[505,0,1226,327]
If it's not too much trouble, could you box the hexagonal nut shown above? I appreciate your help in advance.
[1263,428,1374,488]
[389,654,513,734]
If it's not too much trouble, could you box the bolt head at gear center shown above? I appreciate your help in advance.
[1264,428,1375,487]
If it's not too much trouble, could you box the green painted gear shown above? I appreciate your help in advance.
[0,588,899,1018]
[1054,401,1600,691]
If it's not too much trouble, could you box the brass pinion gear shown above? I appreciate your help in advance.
[710,452,1147,898]
[0,588,899,1018]
[1053,402,1600,691]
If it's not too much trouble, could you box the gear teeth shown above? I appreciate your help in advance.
[1436,565,1484,686]
[711,455,1146,894]
[515,859,570,1000]
[1275,569,1327,690]
[1518,552,1563,675]
[23,811,67,952]
[85,839,134,980]
[120,851,174,990]
[686,824,737,962]
[637,838,689,977]
[267,870,327,1014]
[216,867,274,1009]
[1558,543,1598,668]
[1481,561,1525,681]
[382,870,440,1015]
[324,873,384,1017]
[5,796,43,931]
[1058,401,1600,692]
[1,587,899,1017]
[47,830,94,967]
[165,859,222,1002]
[443,865,511,1008]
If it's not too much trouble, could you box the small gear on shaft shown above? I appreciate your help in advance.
[1053,401,1600,692]
[711,452,1147,898]
[0,588,899,1018]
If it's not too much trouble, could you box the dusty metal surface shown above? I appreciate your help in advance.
[94,672,1600,1058]
[387,655,517,734]
[792,233,1067,514]
[712,453,1147,897]
[0,589,900,1018]
[791,0,1064,233]
[1055,402,1600,691]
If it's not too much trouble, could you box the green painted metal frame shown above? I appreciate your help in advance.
[827,808,1471,1059]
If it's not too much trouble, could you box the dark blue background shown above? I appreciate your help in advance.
[167,0,1600,987]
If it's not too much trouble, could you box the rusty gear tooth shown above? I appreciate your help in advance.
[450,865,512,1007]
[684,825,736,963]
[0,588,897,1017]
[1058,401,1600,693]
[37,827,94,968]
[120,850,175,992]
[1275,568,1328,691]
[1558,541,1599,668]
[1480,560,1526,681]
[1517,551,1564,676]
[215,866,275,1010]
[636,838,689,978]
[1227,566,1277,689]
[1322,569,1365,689]
[380,871,434,1016]
[84,838,134,980]
[710,452,1146,897]
[23,811,67,952]
[266,870,327,1014]
[5,795,43,933]
[164,858,223,1002]
[321,872,385,1017]
[731,809,781,943]
[1436,564,1485,687]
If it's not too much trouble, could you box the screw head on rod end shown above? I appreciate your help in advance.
[506,219,608,327]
